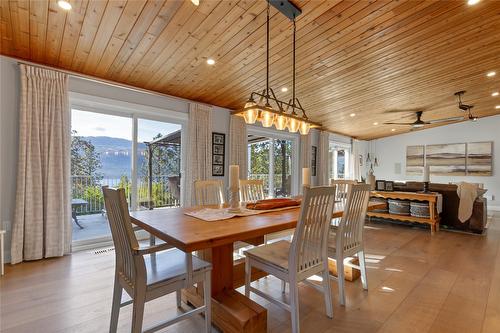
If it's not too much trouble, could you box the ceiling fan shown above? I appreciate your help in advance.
[383,111,464,128]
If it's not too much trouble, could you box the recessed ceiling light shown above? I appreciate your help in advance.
[191,0,199,6]
[350,113,356,117]
[57,0,72,10]
[391,128,396,132]
[496,105,500,109]
[281,87,288,92]
[467,0,480,5]
[206,58,215,65]
[492,92,499,97]
[373,122,378,125]
[487,71,496,77]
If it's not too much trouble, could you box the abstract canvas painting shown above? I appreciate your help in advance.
[467,141,492,176]
[406,145,424,175]
[426,143,466,175]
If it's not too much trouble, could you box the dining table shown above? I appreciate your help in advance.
[130,200,385,333]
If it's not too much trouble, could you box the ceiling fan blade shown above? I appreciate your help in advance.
[383,109,418,113]
[428,116,464,124]
[383,122,414,125]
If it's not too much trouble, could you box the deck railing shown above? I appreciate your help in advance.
[71,175,180,215]
[248,173,291,198]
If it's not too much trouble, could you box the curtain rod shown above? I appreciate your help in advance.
[10,56,215,108]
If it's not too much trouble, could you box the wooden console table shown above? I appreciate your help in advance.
[367,191,440,234]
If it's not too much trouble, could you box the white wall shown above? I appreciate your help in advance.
[371,116,500,209]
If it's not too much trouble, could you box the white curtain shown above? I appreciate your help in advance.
[299,133,311,190]
[184,103,212,207]
[11,64,71,264]
[317,131,330,185]
[351,139,361,181]
[229,115,248,179]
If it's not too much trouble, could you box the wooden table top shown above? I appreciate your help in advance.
[371,191,440,202]
[130,201,384,252]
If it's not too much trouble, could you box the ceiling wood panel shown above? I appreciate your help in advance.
[1,0,499,139]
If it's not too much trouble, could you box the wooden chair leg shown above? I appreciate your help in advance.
[322,260,333,319]
[281,280,286,293]
[337,255,346,306]
[131,291,146,333]
[203,271,212,333]
[289,279,300,333]
[109,276,122,333]
[244,258,251,297]
[358,250,368,290]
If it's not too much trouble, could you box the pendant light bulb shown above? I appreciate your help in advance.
[243,101,259,124]
[298,121,310,135]
[260,110,275,127]
[274,114,288,130]
[288,118,300,133]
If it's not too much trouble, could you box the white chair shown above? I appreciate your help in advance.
[103,187,212,333]
[328,183,371,306]
[239,179,265,202]
[330,179,357,201]
[244,186,336,333]
[194,180,225,206]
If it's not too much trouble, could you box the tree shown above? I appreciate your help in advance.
[71,130,102,184]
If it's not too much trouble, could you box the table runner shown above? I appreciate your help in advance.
[185,205,300,222]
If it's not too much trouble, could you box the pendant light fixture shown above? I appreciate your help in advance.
[232,1,321,135]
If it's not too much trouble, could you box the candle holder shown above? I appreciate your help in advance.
[227,187,241,213]
[422,181,430,193]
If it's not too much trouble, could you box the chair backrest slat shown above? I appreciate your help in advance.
[337,184,371,252]
[102,187,145,287]
[290,186,336,273]
[239,179,265,202]
[194,180,225,206]
[330,179,357,202]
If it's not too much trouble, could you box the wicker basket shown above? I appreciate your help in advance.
[388,199,410,216]
[410,202,430,218]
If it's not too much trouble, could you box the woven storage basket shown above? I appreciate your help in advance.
[410,202,430,218]
[388,199,410,216]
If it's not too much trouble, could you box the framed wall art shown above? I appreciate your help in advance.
[212,132,225,176]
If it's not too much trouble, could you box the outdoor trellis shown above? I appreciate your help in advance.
[144,130,181,209]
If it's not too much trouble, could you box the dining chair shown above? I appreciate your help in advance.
[330,179,357,201]
[194,180,225,206]
[244,186,336,333]
[239,179,265,202]
[328,183,371,306]
[102,187,212,333]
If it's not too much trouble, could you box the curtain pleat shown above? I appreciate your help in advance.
[229,115,248,179]
[11,64,71,264]
[184,103,213,207]
[317,131,330,185]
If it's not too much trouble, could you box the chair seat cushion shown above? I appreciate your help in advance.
[244,240,291,272]
[144,249,211,287]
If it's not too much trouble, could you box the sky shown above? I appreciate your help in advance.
[71,109,181,142]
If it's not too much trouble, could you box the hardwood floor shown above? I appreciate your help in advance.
[1,214,500,333]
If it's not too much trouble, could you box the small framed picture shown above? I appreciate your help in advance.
[213,144,224,155]
[212,165,224,176]
[212,132,225,177]
[375,180,386,191]
[385,181,394,191]
[213,133,225,145]
[213,154,224,165]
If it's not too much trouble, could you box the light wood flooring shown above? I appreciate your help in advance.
[1,214,500,333]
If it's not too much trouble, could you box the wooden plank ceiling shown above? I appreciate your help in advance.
[1,0,499,139]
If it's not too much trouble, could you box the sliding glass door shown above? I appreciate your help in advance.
[247,131,297,198]
[70,97,185,247]
[329,143,351,180]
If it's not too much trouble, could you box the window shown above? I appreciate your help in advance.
[329,142,351,180]
[70,93,186,246]
[247,130,298,198]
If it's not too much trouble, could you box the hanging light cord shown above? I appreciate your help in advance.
[265,2,270,106]
[292,17,296,112]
